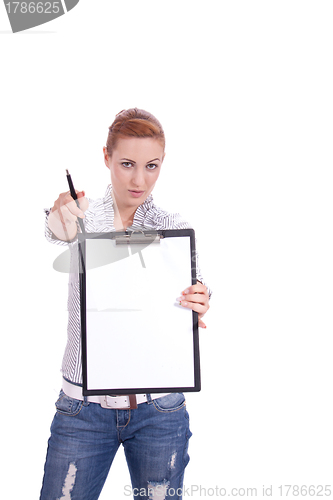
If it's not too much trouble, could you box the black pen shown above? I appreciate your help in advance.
[66,169,85,234]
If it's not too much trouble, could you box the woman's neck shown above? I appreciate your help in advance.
[113,211,135,230]
[112,195,136,230]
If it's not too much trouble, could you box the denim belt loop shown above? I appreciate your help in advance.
[83,394,89,406]
[146,394,153,405]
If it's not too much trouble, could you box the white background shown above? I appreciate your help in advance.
[1,1,332,498]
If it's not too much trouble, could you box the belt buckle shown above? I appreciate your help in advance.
[100,394,138,410]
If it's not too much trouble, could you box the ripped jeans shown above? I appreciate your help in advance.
[40,391,191,500]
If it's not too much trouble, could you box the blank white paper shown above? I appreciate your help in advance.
[84,235,196,391]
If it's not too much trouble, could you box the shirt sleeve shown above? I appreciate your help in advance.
[194,247,212,299]
[44,208,70,247]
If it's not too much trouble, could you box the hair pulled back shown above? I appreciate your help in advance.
[106,108,165,157]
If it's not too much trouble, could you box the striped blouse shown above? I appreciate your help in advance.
[44,185,211,385]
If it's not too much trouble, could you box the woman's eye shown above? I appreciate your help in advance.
[147,164,158,170]
[122,162,133,168]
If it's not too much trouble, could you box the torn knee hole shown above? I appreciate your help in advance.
[57,462,77,500]
[147,479,170,499]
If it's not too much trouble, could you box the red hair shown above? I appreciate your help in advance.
[106,108,165,156]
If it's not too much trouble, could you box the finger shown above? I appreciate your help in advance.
[198,318,207,329]
[179,291,210,315]
[64,197,86,219]
[58,205,78,225]
[181,283,207,296]
[52,191,88,215]
[181,293,208,305]
[76,191,89,212]
[178,299,208,315]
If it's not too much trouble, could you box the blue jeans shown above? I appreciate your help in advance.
[40,391,192,500]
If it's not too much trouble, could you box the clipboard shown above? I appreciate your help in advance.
[78,229,201,396]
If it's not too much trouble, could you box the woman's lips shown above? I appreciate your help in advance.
[128,190,145,198]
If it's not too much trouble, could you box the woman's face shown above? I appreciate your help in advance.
[104,137,165,214]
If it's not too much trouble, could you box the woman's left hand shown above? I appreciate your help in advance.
[177,282,210,329]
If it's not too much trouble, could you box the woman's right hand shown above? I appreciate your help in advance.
[48,190,89,241]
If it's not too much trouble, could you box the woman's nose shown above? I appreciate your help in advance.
[131,166,145,187]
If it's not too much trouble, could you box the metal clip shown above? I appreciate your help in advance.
[115,230,161,245]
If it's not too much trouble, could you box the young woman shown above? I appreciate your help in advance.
[41,108,211,500]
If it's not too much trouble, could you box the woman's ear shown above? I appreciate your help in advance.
[103,147,110,169]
